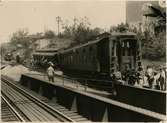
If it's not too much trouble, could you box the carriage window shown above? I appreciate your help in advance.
[76,52,78,64]
[127,42,129,48]
[90,46,94,62]
[122,41,125,56]
[69,55,72,64]
[65,56,66,64]
[64,57,66,63]
[83,48,86,64]
[112,41,115,56]
[68,56,70,64]
[83,48,85,53]
[68,55,70,64]
[71,55,73,64]
[127,41,131,56]
[73,54,76,64]
[89,46,93,52]
[83,55,86,64]
[122,42,125,47]
[65,56,68,64]
[121,40,132,56]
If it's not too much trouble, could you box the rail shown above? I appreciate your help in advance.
[1,95,26,122]
[1,76,75,122]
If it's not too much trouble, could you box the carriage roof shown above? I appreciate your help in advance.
[58,32,137,54]
[111,32,136,36]
[35,49,58,52]
[33,52,57,57]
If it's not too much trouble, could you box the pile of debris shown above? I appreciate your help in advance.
[1,65,40,81]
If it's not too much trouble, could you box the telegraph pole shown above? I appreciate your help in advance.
[56,16,61,36]
[73,17,77,26]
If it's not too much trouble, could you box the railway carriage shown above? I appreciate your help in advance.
[57,32,142,79]
[32,32,142,80]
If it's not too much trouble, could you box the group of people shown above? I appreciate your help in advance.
[114,65,166,91]
[46,61,166,91]
[144,65,166,91]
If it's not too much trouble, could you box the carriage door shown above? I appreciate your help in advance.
[120,39,135,71]
[98,38,109,74]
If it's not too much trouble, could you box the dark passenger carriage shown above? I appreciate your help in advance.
[57,32,141,79]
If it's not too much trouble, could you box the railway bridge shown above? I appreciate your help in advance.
[1,62,166,122]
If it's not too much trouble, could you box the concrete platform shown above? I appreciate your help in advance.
[19,74,166,122]
[25,72,166,115]
[25,72,112,98]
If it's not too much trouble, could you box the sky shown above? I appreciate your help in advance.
[0,1,126,44]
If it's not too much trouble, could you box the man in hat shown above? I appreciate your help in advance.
[145,65,155,89]
[47,62,55,82]
[157,66,166,91]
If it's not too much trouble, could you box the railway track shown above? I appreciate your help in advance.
[1,76,89,122]
[1,78,78,122]
[1,95,26,122]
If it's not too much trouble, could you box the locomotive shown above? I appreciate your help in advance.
[33,32,142,80]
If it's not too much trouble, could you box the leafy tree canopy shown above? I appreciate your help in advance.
[44,30,56,39]
[10,29,30,48]
[61,17,102,44]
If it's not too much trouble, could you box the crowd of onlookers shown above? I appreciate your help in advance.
[114,65,166,91]
[144,65,166,91]
[44,61,167,91]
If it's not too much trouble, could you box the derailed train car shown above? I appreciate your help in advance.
[33,32,142,79]
[56,32,142,79]
[33,49,58,69]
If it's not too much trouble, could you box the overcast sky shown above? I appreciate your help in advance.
[0,1,126,44]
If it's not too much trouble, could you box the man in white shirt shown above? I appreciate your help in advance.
[145,66,154,89]
[47,62,55,82]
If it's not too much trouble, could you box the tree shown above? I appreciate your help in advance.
[9,29,34,61]
[44,30,55,39]
[61,17,101,44]
[110,23,129,33]
[10,29,30,48]
[143,31,166,59]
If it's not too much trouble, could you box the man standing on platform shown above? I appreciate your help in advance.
[47,62,55,82]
